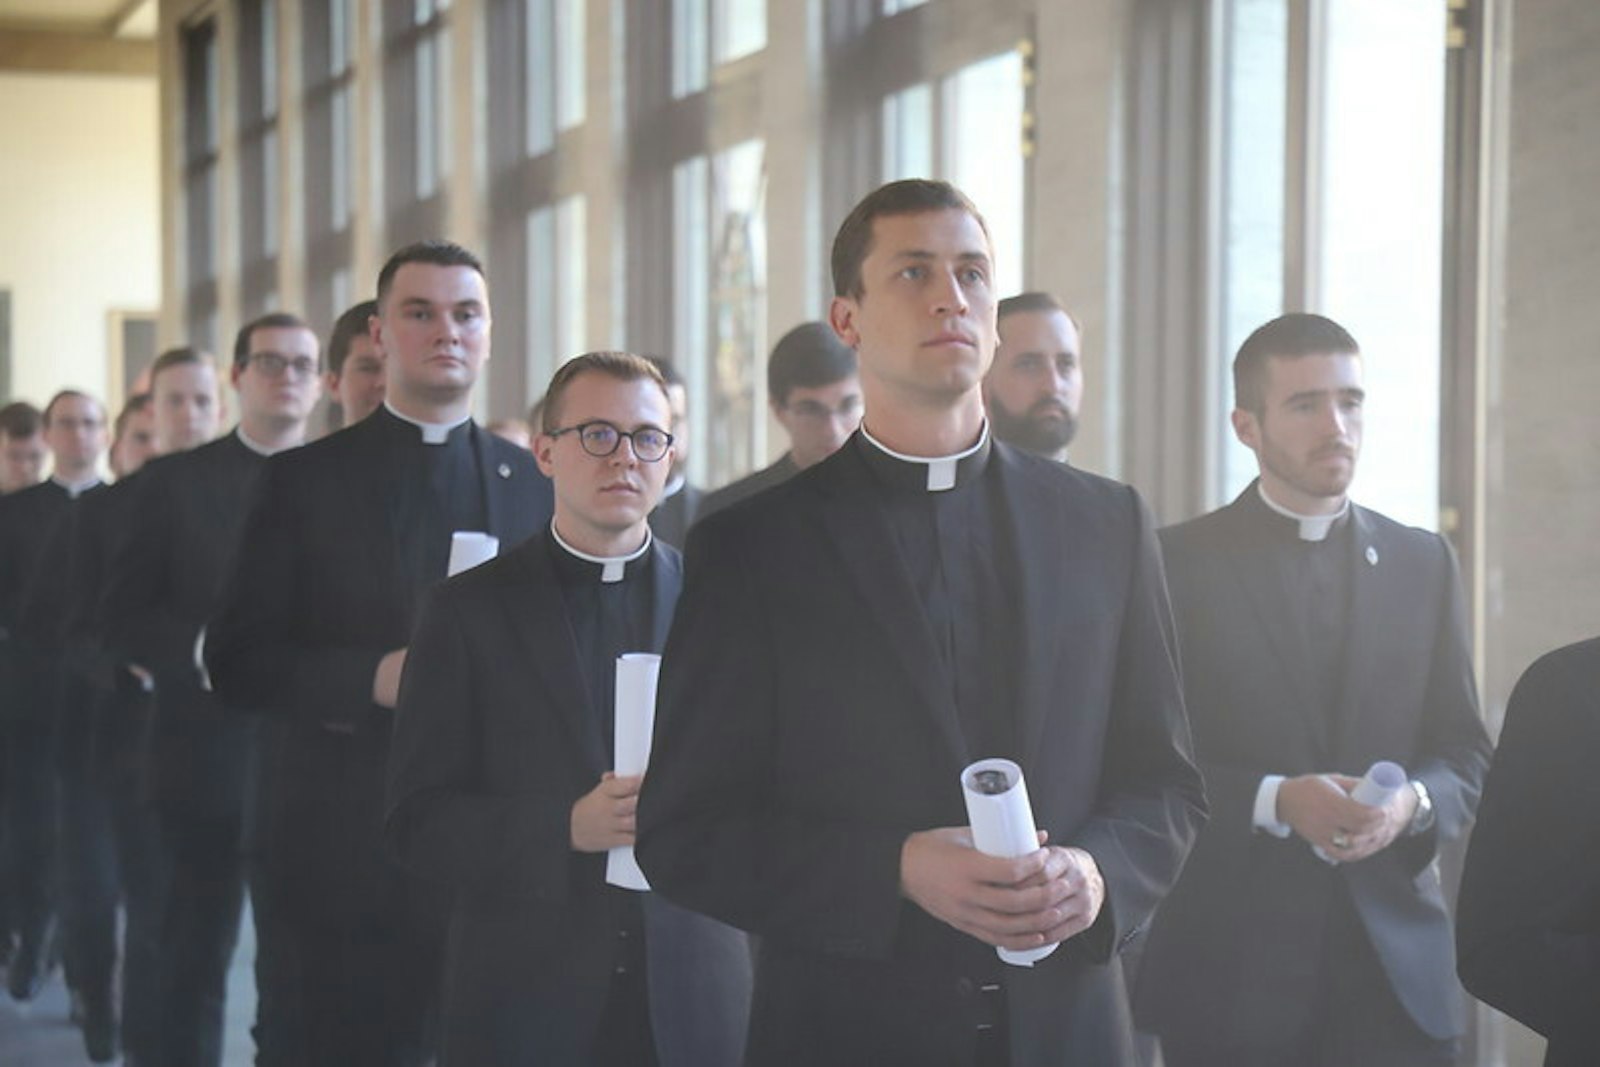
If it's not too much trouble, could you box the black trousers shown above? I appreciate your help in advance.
[248,859,306,1067]
[57,762,118,995]
[1158,893,1458,1067]
[3,713,57,954]
[106,766,167,1063]
[157,807,246,1067]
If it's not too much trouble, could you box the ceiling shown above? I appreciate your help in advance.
[0,0,156,39]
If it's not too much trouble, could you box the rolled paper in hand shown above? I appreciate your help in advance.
[961,758,1058,967]
[1315,760,1408,863]
[447,531,500,577]
[607,653,662,891]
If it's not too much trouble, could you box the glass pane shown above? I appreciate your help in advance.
[714,0,765,63]
[944,50,1025,295]
[525,0,555,154]
[710,139,766,484]
[263,127,279,255]
[1318,0,1445,530]
[1219,0,1288,503]
[882,0,927,13]
[556,195,587,365]
[262,0,279,117]
[883,82,933,181]
[672,0,709,98]
[416,35,437,196]
[673,156,710,480]
[330,0,351,76]
[332,84,351,229]
[526,205,556,390]
[556,0,586,130]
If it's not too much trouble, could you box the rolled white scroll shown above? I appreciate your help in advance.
[961,758,1058,967]
[447,531,500,577]
[1315,760,1408,863]
[606,653,662,891]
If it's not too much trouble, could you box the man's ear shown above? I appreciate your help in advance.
[534,434,557,479]
[828,297,861,350]
[1231,407,1260,451]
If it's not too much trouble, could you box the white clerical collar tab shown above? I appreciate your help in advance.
[551,521,651,583]
[1256,482,1349,542]
[51,475,101,499]
[860,422,989,493]
[384,400,468,445]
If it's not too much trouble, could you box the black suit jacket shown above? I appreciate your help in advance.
[101,433,268,815]
[386,532,750,1065]
[1457,637,1600,1067]
[636,435,1205,1067]
[1134,485,1492,1046]
[696,453,798,524]
[206,411,551,927]
[649,481,702,549]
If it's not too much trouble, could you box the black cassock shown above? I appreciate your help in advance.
[386,529,751,1067]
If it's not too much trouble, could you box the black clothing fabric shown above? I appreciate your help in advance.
[637,433,1204,1066]
[695,453,798,524]
[1134,482,1493,1051]
[648,481,701,549]
[208,407,551,1066]
[1457,637,1600,1067]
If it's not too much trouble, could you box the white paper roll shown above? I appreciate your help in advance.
[1315,760,1408,863]
[447,531,500,577]
[607,653,662,891]
[961,758,1058,967]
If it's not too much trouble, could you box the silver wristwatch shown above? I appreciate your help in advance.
[1407,779,1435,835]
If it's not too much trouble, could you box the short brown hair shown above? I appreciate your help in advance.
[376,240,486,310]
[42,390,101,428]
[113,393,152,441]
[233,311,313,370]
[540,352,668,434]
[830,179,990,299]
[0,400,41,441]
[997,291,1083,337]
[1233,313,1361,415]
[328,300,379,374]
[148,347,217,391]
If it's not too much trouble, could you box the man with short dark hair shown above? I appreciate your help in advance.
[696,321,861,522]
[208,240,553,1065]
[638,180,1204,1066]
[103,313,321,1067]
[0,401,47,495]
[984,292,1082,462]
[1133,313,1492,1067]
[324,299,385,427]
[388,351,751,1065]
[641,357,701,548]
[0,390,109,1001]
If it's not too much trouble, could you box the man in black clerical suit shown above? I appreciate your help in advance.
[387,352,751,1066]
[57,388,172,1065]
[1457,638,1600,1067]
[637,180,1205,1067]
[696,321,860,523]
[207,240,553,1066]
[642,357,701,547]
[324,299,385,428]
[1133,314,1493,1067]
[0,390,108,1002]
[983,292,1082,462]
[103,320,320,1067]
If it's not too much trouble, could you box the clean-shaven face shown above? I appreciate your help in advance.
[773,376,862,470]
[235,325,322,426]
[374,263,491,406]
[151,362,221,453]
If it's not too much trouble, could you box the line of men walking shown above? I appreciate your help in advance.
[0,176,1576,1067]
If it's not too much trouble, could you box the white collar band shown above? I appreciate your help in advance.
[860,421,989,492]
[551,521,652,583]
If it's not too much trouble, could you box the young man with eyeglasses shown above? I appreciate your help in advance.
[696,321,861,524]
[384,351,750,1066]
[207,241,552,1066]
[102,313,320,1066]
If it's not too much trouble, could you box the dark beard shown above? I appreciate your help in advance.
[988,398,1077,458]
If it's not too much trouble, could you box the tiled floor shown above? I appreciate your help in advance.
[0,904,257,1066]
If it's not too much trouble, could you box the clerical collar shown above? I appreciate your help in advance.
[550,521,652,584]
[50,473,102,499]
[857,421,991,492]
[383,400,471,445]
[235,426,292,457]
[1256,482,1350,543]
[661,473,686,500]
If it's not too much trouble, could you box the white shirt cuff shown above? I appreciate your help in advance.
[193,626,213,693]
[1253,775,1293,837]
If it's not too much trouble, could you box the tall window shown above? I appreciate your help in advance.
[238,0,280,317]
[182,17,221,351]
[384,0,452,243]
[304,0,358,331]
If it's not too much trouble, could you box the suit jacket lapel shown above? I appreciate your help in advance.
[1332,506,1383,764]
[815,447,970,769]
[475,425,507,538]
[1221,490,1330,760]
[500,534,608,775]
[996,450,1069,766]
[647,543,681,652]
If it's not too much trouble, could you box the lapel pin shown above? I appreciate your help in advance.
[497,463,512,479]
[1365,545,1378,566]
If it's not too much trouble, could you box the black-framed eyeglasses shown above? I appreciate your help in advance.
[248,352,319,379]
[548,421,674,463]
